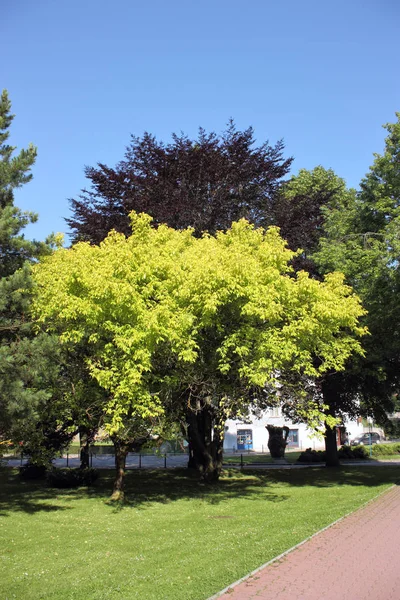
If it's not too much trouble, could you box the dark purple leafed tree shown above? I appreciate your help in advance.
[66,120,293,243]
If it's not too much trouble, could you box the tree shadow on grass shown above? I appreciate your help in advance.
[0,468,289,515]
[0,471,75,517]
[1,464,399,516]
[252,464,400,490]
[111,469,291,511]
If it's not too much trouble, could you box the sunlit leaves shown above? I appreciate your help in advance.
[33,213,366,432]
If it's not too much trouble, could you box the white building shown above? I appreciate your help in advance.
[223,407,365,453]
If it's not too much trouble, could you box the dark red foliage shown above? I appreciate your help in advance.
[274,183,343,276]
[66,120,293,243]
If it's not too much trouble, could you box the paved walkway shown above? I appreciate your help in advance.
[214,484,400,600]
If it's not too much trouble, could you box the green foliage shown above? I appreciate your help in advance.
[0,90,63,447]
[314,114,400,420]
[371,443,400,457]
[33,213,366,437]
[0,90,54,278]
[382,418,400,439]
[298,445,369,462]
[0,90,37,209]
[276,166,357,275]
[337,445,355,459]
[298,448,326,462]
[46,467,99,488]
[338,445,369,460]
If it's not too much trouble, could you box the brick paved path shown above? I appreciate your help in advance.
[215,484,400,600]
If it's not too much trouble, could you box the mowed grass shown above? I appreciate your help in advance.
[0,466,399,600]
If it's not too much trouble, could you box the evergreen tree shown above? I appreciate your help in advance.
[0,89,60,444]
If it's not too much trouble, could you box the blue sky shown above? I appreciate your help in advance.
[2,0,399,242]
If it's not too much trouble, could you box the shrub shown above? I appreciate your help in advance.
[19,463,48,479]
[337,445,354,459]
[371,443,400,457]
[298,448,326,463]
[338,445,369,460]
[350,445,369,459]
[47,468,99,488]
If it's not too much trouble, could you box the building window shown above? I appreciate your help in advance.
[268,407,280,418]
[287,429,299,447]
[237,429,253,450]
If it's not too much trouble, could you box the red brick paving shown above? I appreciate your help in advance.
[215,484,400,600]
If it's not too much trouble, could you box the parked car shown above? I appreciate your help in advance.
[350,432,381,446]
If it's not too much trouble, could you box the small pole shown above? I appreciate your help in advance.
[66,453,69,468]
[164,453,167,469]
[20,453,23,466]
[139,454,142,469]
[90,453,93,468]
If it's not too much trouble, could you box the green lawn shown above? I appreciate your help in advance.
[0,466,399,600]
[371,455,400,461]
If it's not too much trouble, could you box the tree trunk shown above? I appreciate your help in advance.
[110,438,129,501]
[186,404,224,481]
[79,426,93,469]
[208,419,224,482]
[187,410,206,470]
[325,422,340,467]
[322,381,340,467]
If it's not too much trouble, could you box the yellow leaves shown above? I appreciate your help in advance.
[32,212,367,432]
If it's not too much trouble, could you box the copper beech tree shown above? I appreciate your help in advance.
[66,121,293,243]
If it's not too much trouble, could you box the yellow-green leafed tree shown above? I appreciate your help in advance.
[33,213,198,497]
[33,213,366,489]
[167,220,366,479]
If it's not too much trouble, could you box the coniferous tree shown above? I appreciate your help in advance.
[0,90,61,446]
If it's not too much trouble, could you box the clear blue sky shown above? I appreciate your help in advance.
[2,0,399,242]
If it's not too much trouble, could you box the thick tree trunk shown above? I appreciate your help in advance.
[322,381,340,468]
[187,410,206,470]
[325,422,340,467]
[110,438,129,501]
[186,405,224,481]
[209,421,224,481]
